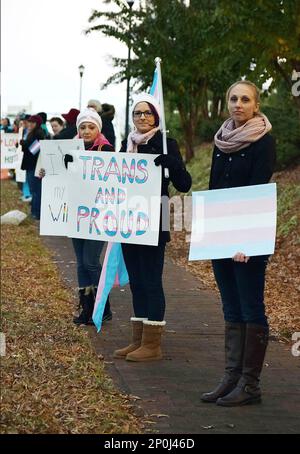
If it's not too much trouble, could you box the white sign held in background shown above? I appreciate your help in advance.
[39,139,84,236]
[0,133,22,169]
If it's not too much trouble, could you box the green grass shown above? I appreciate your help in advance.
[277,184,300,238]
[169,143,212,196]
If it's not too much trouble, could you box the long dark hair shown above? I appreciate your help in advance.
[27,125,45,142]
[147,102,160,127]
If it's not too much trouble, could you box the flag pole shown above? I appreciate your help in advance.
[155,57,169,178]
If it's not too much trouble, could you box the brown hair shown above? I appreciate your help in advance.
[226,80,261,105]
[50,117,64,126]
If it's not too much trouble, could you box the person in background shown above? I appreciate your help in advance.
[18,114,32,202]
[20,115,45,219]
[201,80,276,407]
[1,117,13,132]
[113,93,192,362]
[50,117,64,138]
[37,112,51,139]
[45,108,113,326]
[13,118,20,133]
[101,103,116,149]
[87,99,116,149]
[20,114,31,139]
[53,108,80,140]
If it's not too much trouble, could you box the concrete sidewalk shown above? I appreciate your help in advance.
[43,236,300,434]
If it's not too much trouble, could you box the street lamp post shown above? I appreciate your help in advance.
[125,0,134,138]
[78,64,85,110]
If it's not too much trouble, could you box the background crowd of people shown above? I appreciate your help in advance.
[1,100,116,220]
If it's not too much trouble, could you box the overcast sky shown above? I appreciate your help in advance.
[1,0,129,127]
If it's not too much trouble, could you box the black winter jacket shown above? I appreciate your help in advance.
[21,128,45,171]
[209,133,276,190]
[120,131,192,243]
[53,124,77,140]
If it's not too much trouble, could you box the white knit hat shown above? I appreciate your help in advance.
[130,93,161,123]
[76,107,102,132]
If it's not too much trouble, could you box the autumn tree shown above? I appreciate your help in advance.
[86,0,300,160]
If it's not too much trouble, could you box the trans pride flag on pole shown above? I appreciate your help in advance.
[150,69,159,98]
[149,58,169,178]
[93,243,129,332]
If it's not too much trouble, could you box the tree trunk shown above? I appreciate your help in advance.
[177,104,195,163]
[211,94,220,119]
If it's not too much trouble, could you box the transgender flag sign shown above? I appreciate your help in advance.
[189,183,277,261]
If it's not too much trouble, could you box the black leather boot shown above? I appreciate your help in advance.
[102,296,112,322]
[73,286,95,325]
[217,323,269,406]
[201,322,246,403]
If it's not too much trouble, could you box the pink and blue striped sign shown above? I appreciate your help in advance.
[189,183,277,260]
[29,139,40,155]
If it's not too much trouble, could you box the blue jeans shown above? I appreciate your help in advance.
[212,256,269,327]
[27,169,41,219]
[122,243,166,321]
[72,238,105,288]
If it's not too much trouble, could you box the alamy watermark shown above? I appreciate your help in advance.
[291,332,300,357]
[291,72,300,97]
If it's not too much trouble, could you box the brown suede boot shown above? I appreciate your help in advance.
[113,317,146,359]
[126,320,166,362]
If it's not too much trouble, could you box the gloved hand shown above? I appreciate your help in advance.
[64,154,74,169]
[39,168,46,179]
[154,154,183,172]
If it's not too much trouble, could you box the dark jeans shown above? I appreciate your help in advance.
[72,238,105,288]
[27,169,41,219]
[122,243,166,321]
[212,256,269,327]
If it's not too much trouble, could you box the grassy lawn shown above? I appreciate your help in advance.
[0,180,143,434]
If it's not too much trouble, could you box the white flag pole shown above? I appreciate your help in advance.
[155,57,169,178]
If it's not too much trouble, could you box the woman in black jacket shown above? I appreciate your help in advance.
[20,115,45,219]
[113,93,192,362]
[201,80,276,407]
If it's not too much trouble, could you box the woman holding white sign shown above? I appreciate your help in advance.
[113,93,192,362]
[201,80,276,406]
[64,108,115,326]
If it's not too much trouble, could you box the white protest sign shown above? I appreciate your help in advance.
[16,169,26,183]
[35,139,83,176]
[0,132,22,169]
[67,151,162,246]
[34,153,42,177]
[39,139,84,236]
[189,183,277,260]
[15,128,26,182]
